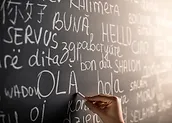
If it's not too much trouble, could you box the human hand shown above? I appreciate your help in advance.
[85,94,124,123]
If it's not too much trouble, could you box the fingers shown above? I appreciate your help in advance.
[86,94,118,102]
[85,94,124,123]
[85,100,106,118]
[93,101,111,109]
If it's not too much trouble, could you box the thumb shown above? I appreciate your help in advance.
[85,101,105,118]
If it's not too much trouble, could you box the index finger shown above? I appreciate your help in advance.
[86,94,118,102]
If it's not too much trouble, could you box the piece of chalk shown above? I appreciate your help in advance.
[77,92,85,98]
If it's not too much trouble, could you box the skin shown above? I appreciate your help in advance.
[85,94,124,123]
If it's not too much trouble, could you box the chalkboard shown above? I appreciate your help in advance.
[1,0,172,123]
